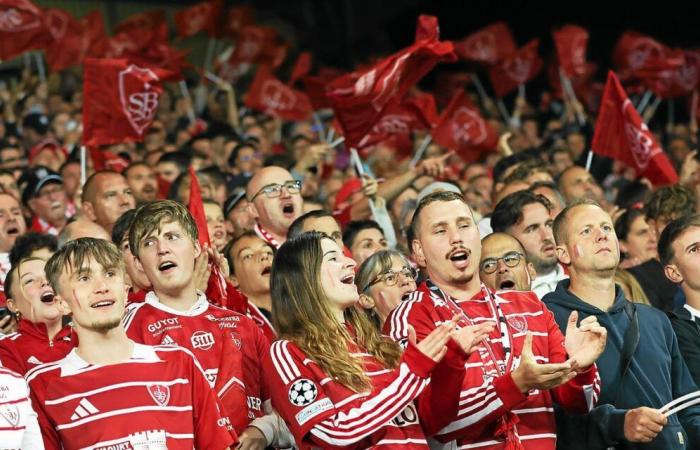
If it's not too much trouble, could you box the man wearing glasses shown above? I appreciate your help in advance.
[479,232,536,292]
[491,189,568,299]
[245,166,304,249]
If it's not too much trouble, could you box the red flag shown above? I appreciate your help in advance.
[289,52,312,85]
[0,0,49,60]
[42,8,83,71]
[327,15,455,148]
[83,58,169,147]
[454,22,516,65]
[415,14,439,42]
[88,147,130,173]
[107,10,168,58]
[245,66,313,121]
[613,32,670,80]
[221,5,254,38]
[488,39,543,98]
[591,71,677,185]
[434,71,473,108]
[641,50,699,98]
[547,61,598,100]
[114,9,165,36]
[174,0,223,38]
[405,91,439,127]
[432,90,497,162]
[301,75,331,110]
[553,25,589,78]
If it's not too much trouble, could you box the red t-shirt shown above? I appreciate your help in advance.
[26,343,236,450]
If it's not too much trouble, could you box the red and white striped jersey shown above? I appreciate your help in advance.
[25,343,236,450]
[265,333,464,450]
[0,319,76,375]
[0,365,43,449]
[384,282,600,450]
[123,291,270,433]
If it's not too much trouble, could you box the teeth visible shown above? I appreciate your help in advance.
[92,301,113,308]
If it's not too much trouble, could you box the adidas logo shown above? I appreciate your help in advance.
[27,356,43,365]
[70,398,99,421]
[161,335,176,346]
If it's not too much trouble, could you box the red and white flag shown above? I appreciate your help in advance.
[553,25,589,78]
[432,90,497,162]
[642,50,699,98]
[327,15,455,148]
[245,66,313,121]
[83,58,169,147]
[174,0,223,38]
[0,0,49,60]
[591,71,677,185]
[488,39,543,98]
[454,21,516,65]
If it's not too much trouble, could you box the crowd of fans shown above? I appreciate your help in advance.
[1,6,700,450]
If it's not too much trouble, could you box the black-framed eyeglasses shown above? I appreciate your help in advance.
[367,266,417,290]
[479,251,525,274]
[249,180,302,201]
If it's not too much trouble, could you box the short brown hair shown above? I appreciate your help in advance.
[45,238,124,296]
[658,214,700,266]
[410,191,470,243]
[224,230,274,276]
[552,198,601,245]
[644,185,696,223]
[128,200,198,258]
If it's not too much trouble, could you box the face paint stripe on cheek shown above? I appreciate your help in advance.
[574,244,584,258]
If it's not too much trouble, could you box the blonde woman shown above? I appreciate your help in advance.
[265,232,492,449]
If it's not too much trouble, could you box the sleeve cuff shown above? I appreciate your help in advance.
[608,408,628,443]
[493,373,529,410]
[567,363,598,389]
[402,341,438,378]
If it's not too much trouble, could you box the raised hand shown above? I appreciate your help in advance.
[416,152,452,178]
[511,332,576,393]
[409,322,454,363]
[450,318,495,354]
[564,311,607,370]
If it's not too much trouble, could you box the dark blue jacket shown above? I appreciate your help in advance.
[543,280,700,449]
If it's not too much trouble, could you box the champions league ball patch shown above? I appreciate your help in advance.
[288,379,318,407]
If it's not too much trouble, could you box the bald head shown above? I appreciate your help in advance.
[58,219,111,248]
[479,232,534,292]
[81,171,136,233]
[246,165,304,239]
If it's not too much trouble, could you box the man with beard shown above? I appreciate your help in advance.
[22,166,70,236]
[479,232,536,292]
[124,162,158,204]
[28,238,237,449]
[491,190,568,298]
[385,191,606,449]
[81,171,136,235]
[246,166,304,249]
[544,200,700,449]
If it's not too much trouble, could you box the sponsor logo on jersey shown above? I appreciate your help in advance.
[295,397,333,426]
[204,368,219,385]
[288,378,318,407]
[94,429,168,450]
[70,398,100,421]
[190,331,215,350]
[160,334,176,346]
[147,384,170,406]
[205,314,240,322]
[147,317,181,334]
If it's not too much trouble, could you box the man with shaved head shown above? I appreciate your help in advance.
[245,166,304,248]
[57,218,111,248]
[81,170,136,234]
[479,232,536,292]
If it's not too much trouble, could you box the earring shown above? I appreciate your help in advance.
[13,311,21,322]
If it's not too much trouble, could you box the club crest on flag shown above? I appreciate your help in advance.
[467,33,496,62]
[0,7,41,32]
[452,107,487,145]
[147,384,171,407]
[118,64,161,135]
[628,38,663,70]
[622,99,660,170]
[376,114,412,134]
[261,80,295,111]
[507,315,528,334]
[45,9,69,39]
[505,57,533,84]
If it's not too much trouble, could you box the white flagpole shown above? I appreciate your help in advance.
[179,80,197,123]
[585,150,594,172]
[80,146,87,187]
[410,135,432,168]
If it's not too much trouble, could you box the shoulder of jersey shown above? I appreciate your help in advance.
[24,359,63,384]
[495,289,541,305]
[0,331,21,341]
[122,301,151,327]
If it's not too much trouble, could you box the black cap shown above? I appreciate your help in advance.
[21,166,63,205]
[22,113,49,135]
[223,190,247,217]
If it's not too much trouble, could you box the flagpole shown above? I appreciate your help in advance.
[518,84,526,99]
[80,146,87,187]
[470,73,490,106]
[642,96,662,123]
[636,90,652,113]
[326,127,336,145]
[585,150,594,172]
[33,53,46,84]
[559,68,586,126]
[313,113,326,143]
[496,99,511,124]
[204,38,217,72]
[179,80,197,124]
[410,135,432,168]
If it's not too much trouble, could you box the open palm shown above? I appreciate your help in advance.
[564,311,607,369]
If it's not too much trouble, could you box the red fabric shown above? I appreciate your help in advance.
[613,32,670,81]
[643,50,700,99]
[28,138,67,164]
[334,177,362,211]
[488,39,543,98]
[0,0,49,60]
[289,51,312,85]
[384,282,600,449]
[226,25,281,67]
[82,58,169,147]
[591,71,678,186]
[553,25,589,78]
[0,320,75,375]
[221,5,254,39]
[546,61,598,100]
[405,91,439,127]
[300,75,331,110]
[327,15,455,148]
[415,14,439,42]
[88,147,129,173]
[174,0,223,38]
[113,9,166,37]
[42,8,83,71]
[431,90,497,163]
[245,66,313,121]
[100,10,169,61]
[454,21,517,65]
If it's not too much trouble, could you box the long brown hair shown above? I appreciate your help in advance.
[272,232,402,392]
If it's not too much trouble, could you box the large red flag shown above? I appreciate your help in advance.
[591,71,677,185]
[454,22,516,65]
[0,0,49,60]
[432,90,497,162]
[613,32,669,80]
[83,58,169,147]
[641,50,699,98]
[327,15,455,148]
[42,8,83,71]
[174,0,223,38]
[553,25,589,78]
[245,66,313,121]
[488,39,543,98]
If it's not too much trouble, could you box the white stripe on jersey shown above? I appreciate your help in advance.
[512,407,554,414]
[376,438,429,445]
[56,405,193,430]
[456,433,557,449]
[217,375,245,398]
[81,432,195,450]
[270,341,301,385]
[45,379,190,405]
[122,302,148,331]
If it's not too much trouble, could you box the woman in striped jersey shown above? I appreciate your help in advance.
[264,232,493,449]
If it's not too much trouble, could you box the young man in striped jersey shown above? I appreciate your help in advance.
[384,191,607,450]
[26,238,236,450]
